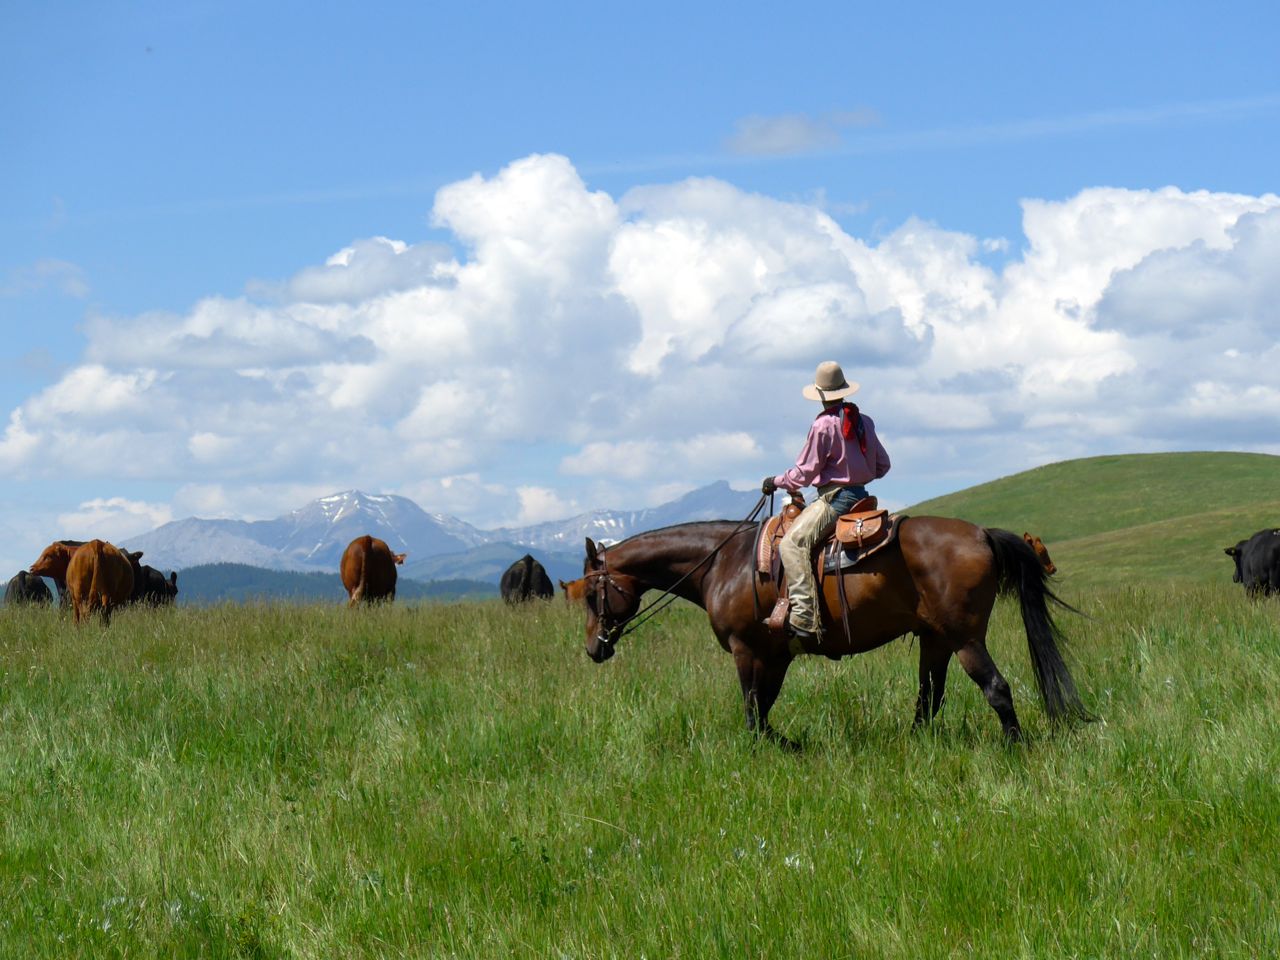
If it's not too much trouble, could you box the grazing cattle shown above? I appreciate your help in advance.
[1224,529,1280,596]
[65,540,135,625]
[559,577,587,605]
[339,535,406,606]
[1022,532,1057,576]
[29,539,87,607]
[501,554,554,603]
[121,551,179,606]
[5,570,53,605]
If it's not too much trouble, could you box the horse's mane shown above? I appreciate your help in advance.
[602,519,752,551]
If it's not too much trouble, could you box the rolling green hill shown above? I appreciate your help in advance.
[905,452,1280,588]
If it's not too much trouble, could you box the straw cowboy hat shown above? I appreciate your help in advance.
[801,361,860,402]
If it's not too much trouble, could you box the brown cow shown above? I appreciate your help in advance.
[65,540,135,625]
[559,577,587,605]
[29,539,88,607]
[340,535,406,606]
[1022,532,1057,576]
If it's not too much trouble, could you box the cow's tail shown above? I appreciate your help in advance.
[985,528,1094,725]
[350,549,367,606]
[78,540,107,624]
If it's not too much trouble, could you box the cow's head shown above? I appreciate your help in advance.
[1023,532,1057,576]
[1224,543,1245,583]
[29,542,79,580]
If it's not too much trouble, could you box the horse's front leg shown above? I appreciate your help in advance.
[731,639,796,747]
[913,635,952,728]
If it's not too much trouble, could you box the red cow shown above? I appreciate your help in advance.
[65,540,135,625]
[29,539,87,607]
[558,577,587,605]
[340,535,406,606]
[1022,532,1058,576]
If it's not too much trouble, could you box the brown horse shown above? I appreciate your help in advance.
[581,516,1090,743]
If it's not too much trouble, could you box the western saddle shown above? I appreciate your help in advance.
[755,494,905,645]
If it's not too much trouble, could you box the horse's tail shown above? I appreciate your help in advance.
[984,528,1094,724]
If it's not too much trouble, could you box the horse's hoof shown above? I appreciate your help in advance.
[767,730,803,752]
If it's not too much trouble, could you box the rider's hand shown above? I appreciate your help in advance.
[761,476,777,495]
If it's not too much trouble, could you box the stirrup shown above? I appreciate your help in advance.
[786,622,818,656]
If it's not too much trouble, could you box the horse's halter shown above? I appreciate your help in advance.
[584,556,637,648]
[582,493,772,652]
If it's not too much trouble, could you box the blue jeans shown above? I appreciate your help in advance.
[825,484,870,515]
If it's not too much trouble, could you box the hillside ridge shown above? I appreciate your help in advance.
[905,451,1280,588]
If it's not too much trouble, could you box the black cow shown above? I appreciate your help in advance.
[5,570,53,605]
[500,554,554,603]
[1224,529,1280,596]
[123,551,180,606]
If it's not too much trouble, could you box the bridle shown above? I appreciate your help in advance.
[584,493,771,650]
[584,555,640,649]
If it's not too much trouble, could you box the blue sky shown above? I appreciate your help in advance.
[2,1,1279,573]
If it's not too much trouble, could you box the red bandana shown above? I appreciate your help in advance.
[822,402,867,454]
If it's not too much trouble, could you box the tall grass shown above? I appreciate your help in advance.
[1,588,1277,958]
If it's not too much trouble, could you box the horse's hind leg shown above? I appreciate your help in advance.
[955,640,1022,741]
[913,636,952,727]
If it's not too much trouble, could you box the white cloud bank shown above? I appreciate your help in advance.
[56,497,174,544]
[2,155,1278,529]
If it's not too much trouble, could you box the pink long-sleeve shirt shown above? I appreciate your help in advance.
[774,406,891,492]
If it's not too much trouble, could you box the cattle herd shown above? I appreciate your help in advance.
[5,539,178,623]
[5,525,1278,622]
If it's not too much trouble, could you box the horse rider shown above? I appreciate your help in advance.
[762,361,891,644]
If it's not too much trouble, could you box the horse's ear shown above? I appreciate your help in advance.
[585,538,599,563]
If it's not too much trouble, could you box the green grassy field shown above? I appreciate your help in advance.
[907,451,1280,589]
[2,587,1278,958]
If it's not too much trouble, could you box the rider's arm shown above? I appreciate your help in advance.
[773,420,829,492]
[857,413,891,480]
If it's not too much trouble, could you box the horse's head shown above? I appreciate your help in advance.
[582,538,642,663]
[1224,543,1245,583]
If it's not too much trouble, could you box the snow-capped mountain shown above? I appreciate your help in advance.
[121,482,762,575]
[123,491,478,572]
[490,481,764,551]
[269,491,478,567]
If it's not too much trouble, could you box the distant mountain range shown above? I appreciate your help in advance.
[122,482,761,585]
[175,563,496,604]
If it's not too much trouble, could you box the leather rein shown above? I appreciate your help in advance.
[586,494,771,646]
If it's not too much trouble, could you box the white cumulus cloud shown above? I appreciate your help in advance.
[1,154,1277,532]
[56,497,174,544]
